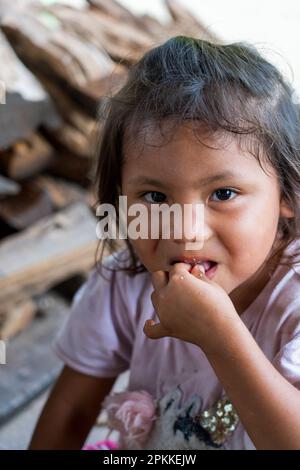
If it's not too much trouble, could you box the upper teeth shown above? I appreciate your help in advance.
[197,261,211,271]
[182,260,212,271]
[172,260,213,271]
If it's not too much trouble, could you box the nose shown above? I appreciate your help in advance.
[169,202,211,249]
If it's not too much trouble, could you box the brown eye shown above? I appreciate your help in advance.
[211,188,237,202]
[143,191,167,203]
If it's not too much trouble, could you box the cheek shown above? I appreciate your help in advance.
[221,202,280,269]
[129,238,159,270]
[121,194,161,270]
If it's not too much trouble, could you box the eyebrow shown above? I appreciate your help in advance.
[128,171,240,189]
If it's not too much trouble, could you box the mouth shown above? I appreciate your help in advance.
[170,257,218,279]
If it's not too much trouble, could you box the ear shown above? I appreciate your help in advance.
[280,197,294,218]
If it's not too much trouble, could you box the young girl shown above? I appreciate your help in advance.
[29,36,300,450]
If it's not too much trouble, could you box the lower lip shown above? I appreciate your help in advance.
[170,261,218,279]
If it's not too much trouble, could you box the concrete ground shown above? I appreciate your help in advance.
[0,370,129,450]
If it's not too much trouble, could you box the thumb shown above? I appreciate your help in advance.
[143,319,169,340]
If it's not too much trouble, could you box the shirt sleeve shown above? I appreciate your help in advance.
[53,257,136,378]
[272,331,300,391]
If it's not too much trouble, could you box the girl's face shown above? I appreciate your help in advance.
[121,123,294,314]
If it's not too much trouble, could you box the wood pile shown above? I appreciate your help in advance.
[0,0,218,340]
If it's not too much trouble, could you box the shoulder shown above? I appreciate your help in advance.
[99,246,152,294]
[53,247,153,376]
[74,247,152,319]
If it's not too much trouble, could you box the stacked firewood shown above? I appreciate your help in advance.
[0,0,218,340]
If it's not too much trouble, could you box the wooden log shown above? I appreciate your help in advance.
[0,298,37,341]
[70,65,127,117]
[34,74,97,136]
[164,0,220,42]
[41,4,155,64]
[33,51,127,117]
[88,0,142,24]
[0,132,54,180]
[34,175,90,210]
[0,30,60,149]
[43,122,94,159]
[139,14,170,38]
[0,173,89,227]
[0,174,20,196]
[1,7,116,88]
[0,180,53,230]
[1,5,124,116]
[48,149,91,185]
[0,202,99,305]
[87,0,155,32]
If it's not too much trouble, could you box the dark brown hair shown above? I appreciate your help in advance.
[93,36,300,276]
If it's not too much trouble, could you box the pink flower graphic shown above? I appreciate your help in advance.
[102,390,158,449]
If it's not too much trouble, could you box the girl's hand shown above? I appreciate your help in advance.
[143,263,240,354]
